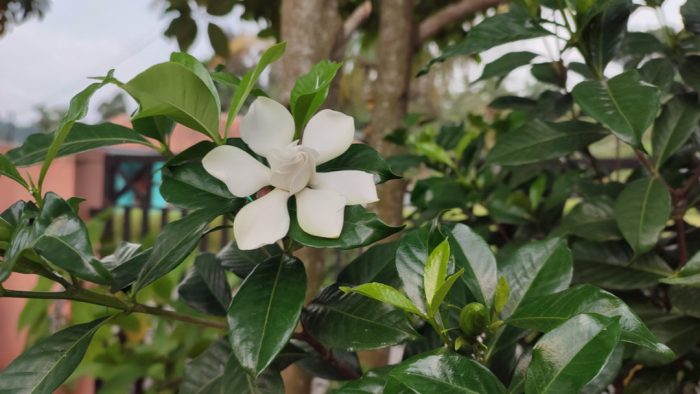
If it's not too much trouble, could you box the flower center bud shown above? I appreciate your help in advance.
[267,141,318,195]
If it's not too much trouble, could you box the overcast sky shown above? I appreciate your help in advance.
[0,0,685,127]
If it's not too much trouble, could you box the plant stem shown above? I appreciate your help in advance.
[0,287,227,330]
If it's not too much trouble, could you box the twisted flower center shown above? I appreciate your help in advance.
[267,141,318,195]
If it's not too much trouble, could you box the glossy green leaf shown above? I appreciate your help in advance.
[123,62,221,141]
[476,51,537,82]
[0,153,27,188]
[682,0,700,34]
[160,162,240,210]
[508,284,674,358]
[337,367,390,394]
[340,282,423,317]
[207,23,230,59]
[0,201,24,243]
[431,269,464,317]
[170,51,221,111]
[134,207,224,292]
[446,223,498,308]
[316,143,400,184]
[572,70,660,147]
[498,238,572,318]
[303,284,418,350]
[577,0,632,75]
[558,198,621,242]
[225,41,286,133]
[652,94,700,167]
[218,241,283,278]
[660,250,700,286]
[0,203,39,282]
[639,58,675,93]
[227,255,306,376]
[580,345,624,394]
[573,241,672,289]
[289,205,401,249]
[337,241,399,286]
[222,353,284,393]
[487,120,606,166]
[0,317,108,393]
[614,177,671,255]
[291,60,342,132]
[524,314,621,394]
[38,71,114,188]
[178,253,232,316]
[423,238,450,311]
[386,352,506,394]
[632,308,700,365]
[423,12,549,73]
[107,248,152,293]
[180,338,231,394]
[395,226,432,313]
[7,122,150,167]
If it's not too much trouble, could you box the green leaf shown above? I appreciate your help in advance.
[225,42,286,134]
[386,352,506,394]
[289,205,402,249]
[680,55,700,92]
[430,269,464,317]
[222,353,284,393]
[290,60,342,132]
[337,241,399,286]
[303,284,418,350]
[316,143,400,184]
[682,0,700,34]
[38,72,113,188]
[573,241,672,290]
[423,238,450,311]
[572,70,660,147]
[558,197,621,242]
[178,253,232,316]
[487,120,607,166]
[632,308,700,365]
[477,52,538,82]
[228,255,306,376]
[614,177,671,255]
[123,62,221,141]
[395,226,433,313]
[577,0,633,75]
[524,314,621,394]
[580,345,624,394]
[134,207,224,292]
[0,203,39,282]
[132,116,176,146]
[7,122,150,167]
[508,284,674,358]
[170,52,221,111]
[33,195,113,285]
[218,241,283,278]
[0,153,27,189]
[422,12,550,73]
[180,338,231,394]
[493,276,510,315]
[531,62,563,87]
[639,58,675,93]
[499,238,572,318]
[660,250,700,286]
[652,94,700,167]
[107,248,152,293]
[340,282,423,317]
[337,367,390,394]
[0,317,108,393]
[446,223,498,308]
[207,23,230,59]
[160,162,240,211]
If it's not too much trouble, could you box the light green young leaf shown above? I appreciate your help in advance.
[423,238,450,310]
[224,41,286,135]
[290,60,342,133]
[340,283,424,318]
[493,276,510,315]
[429,268,464,317]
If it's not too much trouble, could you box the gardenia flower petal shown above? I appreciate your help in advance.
[268,142,317,195]
[301,109,354,165]
[295,188,346,238]
[202,145,271,198]
[311,170,378,205]
[233,188,291,250]
[240,97,295,157]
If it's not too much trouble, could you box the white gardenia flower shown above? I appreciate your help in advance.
[202,97,379,250]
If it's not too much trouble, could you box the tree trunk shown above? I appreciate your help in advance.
[366,0,414,228]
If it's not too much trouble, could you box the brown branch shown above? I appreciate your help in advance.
[342,0,372,41]
[293,330,360,379]
[417,0,504,45]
